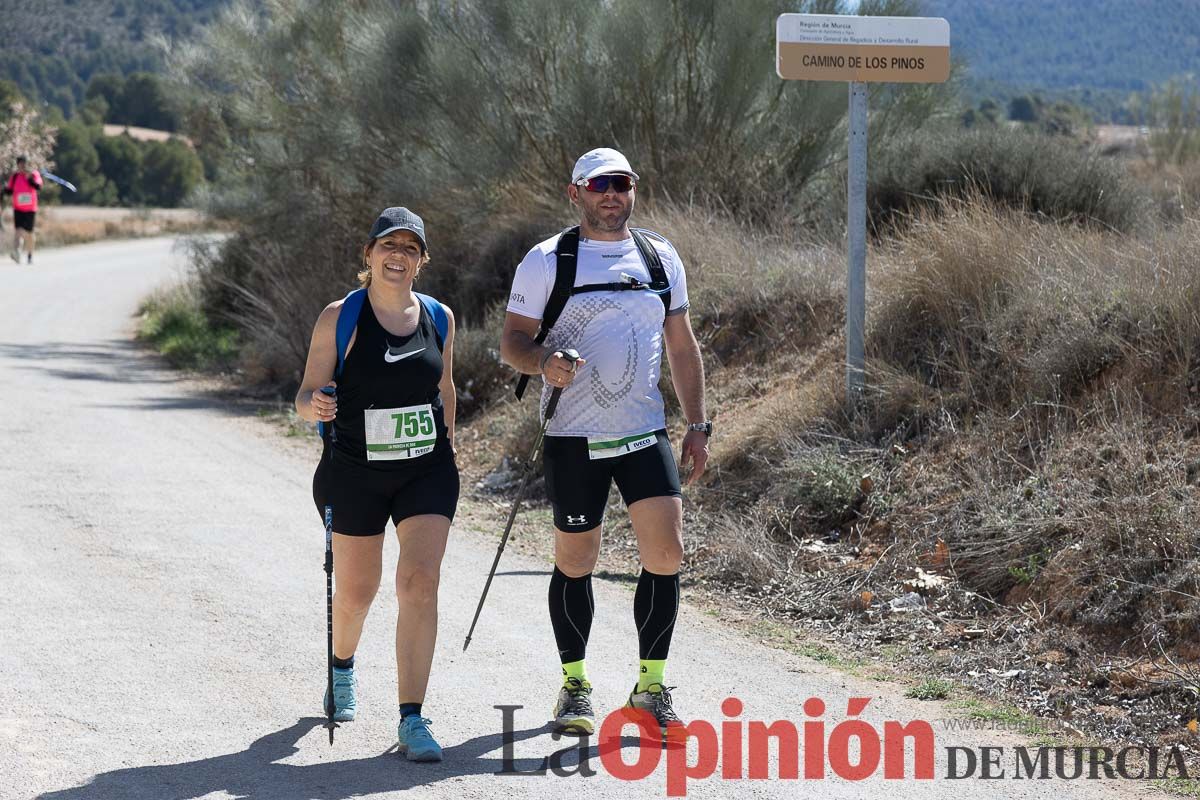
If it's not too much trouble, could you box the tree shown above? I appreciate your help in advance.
[1039,101,1087,137]
[141,139,203,206]
[77,95,110,127]
[963,98,1001,129]
[0,101,57,176]
[113,72,179,131]
[1009,95,1039,122]
[0,80,25,121]
[95,133,143,204]
[978,99,1002,124]
[51,122,117,206]
[85,73,125,110]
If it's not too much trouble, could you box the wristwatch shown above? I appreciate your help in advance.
[687,421,713,437]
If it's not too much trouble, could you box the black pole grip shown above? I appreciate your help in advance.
[543,349,580,420]
[319,385,337,443]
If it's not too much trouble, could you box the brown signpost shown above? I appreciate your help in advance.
[776,13,949,407]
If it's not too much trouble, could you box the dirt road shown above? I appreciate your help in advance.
[0,239,1158,799]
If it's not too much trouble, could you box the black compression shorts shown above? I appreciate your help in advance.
[312,451,460,536]
[13,210,34,231]
[543,429,681,533]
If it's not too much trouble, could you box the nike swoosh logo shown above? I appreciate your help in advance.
[383,347,426,363]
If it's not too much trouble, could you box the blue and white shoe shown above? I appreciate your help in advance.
[323,666,357,722]
[397,715,443,762]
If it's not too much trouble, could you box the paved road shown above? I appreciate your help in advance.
[0,239,1156,799]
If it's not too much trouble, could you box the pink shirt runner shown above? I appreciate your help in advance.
[7,171,42,212]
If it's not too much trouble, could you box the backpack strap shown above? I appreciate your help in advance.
[334,288,367,378]
[569,229,672,300]
[317,287,367,438]
[630,228,671,313]
[512,227,672,400]
[515,226,580,399]
[415,292,449,350]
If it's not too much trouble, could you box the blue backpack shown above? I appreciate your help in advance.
[317,287,449,437]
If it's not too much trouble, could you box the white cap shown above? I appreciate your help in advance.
[571,147,640,183]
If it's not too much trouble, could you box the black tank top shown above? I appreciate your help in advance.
[329,292,450,469]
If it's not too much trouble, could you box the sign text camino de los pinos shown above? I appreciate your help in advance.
[776,13,950,84]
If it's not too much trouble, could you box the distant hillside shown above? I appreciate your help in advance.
[926,0,1200,92]
[0,0,230,115]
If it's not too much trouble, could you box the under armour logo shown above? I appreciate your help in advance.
[567,515,587,525]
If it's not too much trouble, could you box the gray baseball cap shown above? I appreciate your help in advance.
[368,207,426,252]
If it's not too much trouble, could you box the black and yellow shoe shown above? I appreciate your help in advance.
[552,677,595,735]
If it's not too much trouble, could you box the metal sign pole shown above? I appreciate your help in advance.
[777,12,948,406]
[846,81,868,408]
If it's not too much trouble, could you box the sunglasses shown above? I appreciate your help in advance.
[576,174,635,193]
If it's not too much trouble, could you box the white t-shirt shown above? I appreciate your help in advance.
[506,230,690,438]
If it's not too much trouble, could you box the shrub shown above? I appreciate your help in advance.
[138,283,239,370]
[95,133,143,205]
[869,197,1200,413]
[141,139,203,207]
[868,127,1149,234]
[451,305,511,420]
[167,0,948,392]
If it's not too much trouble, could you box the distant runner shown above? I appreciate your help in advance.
[4,156,42,265]
[500,148,711,740]
[295,207,459,762]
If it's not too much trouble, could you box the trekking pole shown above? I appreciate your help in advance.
[319,386,339,745]
[463,349,579,651]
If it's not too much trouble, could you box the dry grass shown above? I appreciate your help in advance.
[1126,157,1200,223]
[639,202,844,367]
[13,205,214,249]
[664,194,1200,657]
[870,197,1200,414]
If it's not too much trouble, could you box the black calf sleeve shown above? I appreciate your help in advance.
[634,568,679,660]
[548,566,594,664]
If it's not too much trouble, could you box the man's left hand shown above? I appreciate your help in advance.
[679,429,709,485]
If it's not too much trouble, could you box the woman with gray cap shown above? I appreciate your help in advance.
[295,206,458,762]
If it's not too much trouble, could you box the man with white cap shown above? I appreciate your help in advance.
[501,147,710,740]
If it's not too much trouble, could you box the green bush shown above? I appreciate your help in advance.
[139,284,239,370]
[141,138,203,206]
[868,127,1149,233]
[95,133,144,205]
[765,446,866,536]
[50,121,118,205]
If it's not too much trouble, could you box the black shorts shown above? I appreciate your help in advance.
[312,451,460,536]
[13,210,34,232]
[543,429,681,532]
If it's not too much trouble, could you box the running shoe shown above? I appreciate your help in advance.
[397,715,443,762]
[552,677,595,735]
[9,251,17,263]
[626,683,685,740]
[322,665,357,722]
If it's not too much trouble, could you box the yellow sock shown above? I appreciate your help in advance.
[638,659,666,692]
[562,659,589,686]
